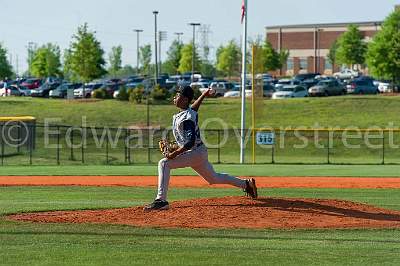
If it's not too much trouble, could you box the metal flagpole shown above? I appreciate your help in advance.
[252,45,256,164]
[240,0,248,164]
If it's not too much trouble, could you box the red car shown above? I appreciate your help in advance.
[20,78,43,90]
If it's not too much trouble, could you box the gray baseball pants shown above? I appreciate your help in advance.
[156,145,246,201]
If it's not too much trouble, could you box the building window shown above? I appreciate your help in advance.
[299,58,307,71]
[325,59,332,70]
[287,58,294,70]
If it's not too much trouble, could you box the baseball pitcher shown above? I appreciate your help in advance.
[144,86,257,211]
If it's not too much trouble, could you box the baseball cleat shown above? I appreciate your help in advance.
[244,178,258,199]
[143,199,170,211]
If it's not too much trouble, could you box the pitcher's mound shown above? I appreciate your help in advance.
[8,197,400,229]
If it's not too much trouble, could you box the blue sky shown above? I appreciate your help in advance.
[1,0,398,74]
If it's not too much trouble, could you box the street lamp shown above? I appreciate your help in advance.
[27,41,37,76]
[174,32,183,43]
[317,29,323,73]
[159,31,167,74]
[189,23,201,82]
[153,11,159,85]
[133,29,143,75]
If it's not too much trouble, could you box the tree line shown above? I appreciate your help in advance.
[0,8,399,84]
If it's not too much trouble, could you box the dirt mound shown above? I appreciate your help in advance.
[8,197,400,229]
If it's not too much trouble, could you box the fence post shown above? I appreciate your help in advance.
[147,129,151,164]
[70,127,74,161]
[29,124,33,165]
[81,128,85,164]
[57,126,60,165]
[124,128,128,163]
[128,129,132,164]
[106,130,109,164]
[327,130,331,164]
[1,124,4,166]
[217,130,221,164]
[382,131,385,165]
[17,122,21,153]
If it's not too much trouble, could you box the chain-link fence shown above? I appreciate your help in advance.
[1,123,400,165]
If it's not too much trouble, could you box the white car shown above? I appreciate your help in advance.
[272,85,308,99]
[0,83,6,96]
[209,81,234,97]
[274,79,301,90]
[223,87,252,98]
[378,81,394,93]
[190,82,210,93]
[333,69,360,80]
[74,83,102,98]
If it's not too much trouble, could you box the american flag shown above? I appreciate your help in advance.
[241,0,246,24]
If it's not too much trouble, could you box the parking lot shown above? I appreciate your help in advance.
[1,70,398,101]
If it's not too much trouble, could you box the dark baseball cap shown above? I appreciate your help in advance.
[177,85,194,101]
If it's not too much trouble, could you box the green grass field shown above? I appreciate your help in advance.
[2,96,400,165]
[1,186,400,265]
[2,94,400,265]
[1,95,400,128]
[1,164,400,177]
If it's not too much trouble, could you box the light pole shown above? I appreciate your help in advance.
[159,31,167,75]
[174,32,183,43]
[189,23,201,82]
[153,11,159,85]
[133,29,143,75]
[27,42,36,76]
[317,29,323,73]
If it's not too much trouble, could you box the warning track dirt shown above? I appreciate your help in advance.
[1,176,400,189]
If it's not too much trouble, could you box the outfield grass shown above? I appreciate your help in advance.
[1,164,400,177]
[0,186,400,265]
[2,96,400,165]
[1,95,400,128]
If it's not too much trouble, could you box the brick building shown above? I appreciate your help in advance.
[265,21,382,76]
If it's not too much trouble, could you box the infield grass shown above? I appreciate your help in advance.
[0,186,400,265]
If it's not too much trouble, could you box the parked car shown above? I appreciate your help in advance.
[274,79,301,90]
[49,83,82,98]
[177,75,192,87]
[263,83,276,97]
[272,85,308,99]
[20,78,43,90]
[190,81,210,94]
[223,86,240,98]
[255,73,273,82]
[0,85,24,96]
[93,83,124,98]
[223,85,252,98]
[333,69,360,80]
[17,86,32,96]
[377,81,395,93]
[308,80,345,96]
[346,79,378,94]
[30,82,61,97]
[209,81,235,97]
[165,75,181,89]
[301,78,319,89]
[74,82,103,98]
[294,73,320,82]
[125,77,145,89]
[0,83,5,96]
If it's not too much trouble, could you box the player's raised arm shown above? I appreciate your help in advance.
[191,88,214,112]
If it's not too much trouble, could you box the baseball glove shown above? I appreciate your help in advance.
[159,139,179,157]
